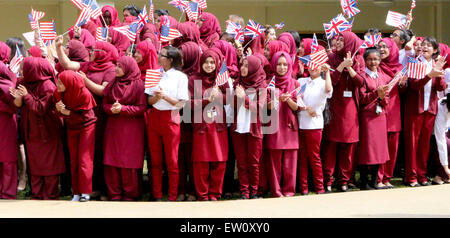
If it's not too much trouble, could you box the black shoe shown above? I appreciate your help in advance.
[360,184,375,191]
[420,181,431,186]
[404,182,421,187]
[250,195,261,199]
[347,183,357,189]
[432,180,444,185]
[154,198,162,202]
[374,184,388,190]
[79,196,90,202]
[223,193,233,200]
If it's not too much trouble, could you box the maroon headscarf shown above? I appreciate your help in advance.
[28,46,43,58]
[136,40,158,80]
[439,43,449,69]
[190,49,222,92]
[379,37,403,78]
[58,70,96,111]
[103,56,141,105]
[0,42,11,64]
[199,12,221,47]
[238,55,266,89]
[243,34,266,56]
[328,31,364,68]
[213,40,239,78]
[140,23,159,48]
[271,51,295,91]
[110,28,132,56]
[68,40,90,62]
[174,21,202,47]
[0,61,16,96]
[69,29,95,49]
[97,5,121,27]
[278,32,297,59]
[85,41,119,72]
[268,40,289,60]
[180,42,201,76]
[22,57,56,91]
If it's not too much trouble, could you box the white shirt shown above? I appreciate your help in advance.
[235,92,256,134]
[146,68,189,110]
[399,48,415,68]
[434,98,450,166]
[297,77,333,129]
[419,56,433,111]
[445,68,450,95]
[365,67,378,79]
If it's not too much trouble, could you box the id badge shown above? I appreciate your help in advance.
[343,91,352,98]
[376,105,383,115]
[207,108,217,119]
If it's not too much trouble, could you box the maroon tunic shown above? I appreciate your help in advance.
[0,62,17,163]
[357,70,390,165]
[103,56,146,169]
[325,32,365,143]
[21,57,65,176]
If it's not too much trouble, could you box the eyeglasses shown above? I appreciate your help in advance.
[376,45,388,49]
[390,33,399,38]
[158,53,169,58]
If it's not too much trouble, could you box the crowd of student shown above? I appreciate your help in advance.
[0,4,449,202]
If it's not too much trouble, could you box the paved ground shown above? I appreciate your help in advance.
[2,184,450,218]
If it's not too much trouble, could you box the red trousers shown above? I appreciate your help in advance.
[378,132,400,183]
[322,141,356,186]
[30,175,59,200]
[0,162,17,199]
[193,161,226,201]
[231,132,262,198]
[268,149,297,197]
[104,165,139,201]
[404,112,435,183]
[147,109,180,201]
[298,129,324,193]
[67,123,95,195]
[178,142,195,196]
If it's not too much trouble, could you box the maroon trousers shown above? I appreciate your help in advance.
[298,129,324,193]
[30,175,59,200]
[404,112,435,183]
[147,109,180,201]
[178,142,195,196]
[104,165,140,201]
[378,132,400,183]
[0,162,17,199]
[323,141,356,186]
[193,161,226,201]
[257,148,269,195]
[267,149,297,197]
[67,123,96,195]
[231,132,262,198]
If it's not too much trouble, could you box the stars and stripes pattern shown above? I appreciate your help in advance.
[311,33,319,53]
[28,14,39,30]
[71,0,102,19]
[186,2,199,22]
[160,16,182,42]
[411,0,416,9]
[225,21,244,43]
[323,14,352,39]
[113,22,140,42]
[9,44,24,74]
[215,61,230,86]
[244,19,265,39]
[149,0,154,23]
[39,21,57,41]
[299,49,328,71]
[407,57,427,79]
[361,34,382,48]
[95,27,108,42]
[74,6,92,27]
[274,21,285,30]
[387,66,408,92]
[192,0,207,10]
[386,10,407,29]
[340,0,360,19]
[168,0,189,12]
[31,9,45,22]
[145,68,164,89]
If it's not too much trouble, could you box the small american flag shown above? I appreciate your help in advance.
[28,14,39,31]
[299,49,329,71]
[145,68,164,88]
[267,76,276,89]
[361,34,382,48]
[215,61,230,86]
[386,10,407,29]
[9,44,24,74]
[274,21,285,30]
[340,0,360,19]
[387,66,408,92]
[40,21,57,41]
[31,8,45,22]
[168,0,189,12]
[323,14,352,40]
[407,57,427,79]
[160,16,182,42]
[311,33,319,53]
[244,19,265,39]
[113,22,140,42]
[225,21,244,43]
[74,6,92,27]
[149,0,154,23]
[192,0,207,10]
[186,2,199,22]
[71,0,102,19]
[95,27,108,42]
[411,0,416,9]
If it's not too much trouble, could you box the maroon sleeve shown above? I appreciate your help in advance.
[23,82,55,116]
[120,86,146,116]
[408,76,432,90]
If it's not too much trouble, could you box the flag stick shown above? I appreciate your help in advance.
[178,9,185,22]
[298,56,335,72]
[351,45,362,60]
[243,36,257,49]
[326,38,331,50]
[61,30,71,36]
[100,15,108,28]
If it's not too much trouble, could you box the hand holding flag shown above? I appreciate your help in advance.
[9,44,24,74]
[215,61,231,87]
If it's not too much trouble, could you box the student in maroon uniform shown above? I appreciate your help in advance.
[198,12,221,48]
[55,70,97,202]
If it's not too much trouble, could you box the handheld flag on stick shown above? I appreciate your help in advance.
[39,21,57,41]
[410,0,416,10]
[160,16,182,42]
[149,0,154,23]
[274,21,285,30]
[340,0,360,19]
[186,1,199,22]
[311,33,319,54]
[225,21,244,43]
[28,14,39,31]
[71,0,102,19]
[387,67,408,92]
[95,27,108,42]
[361,34,382,49]
[267,76,276,89]
[244,19,265,39]
[323,14,352,40]
[31,8,45,22]
[299,49,329,71]
[145,68,164,89]
[407,57,427,79]
[138,5,150,26]
[168,0,188,12]
[192,0,207,10]
[113,22,140,42]
[9,44,24,74]
[215,61,230,87]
